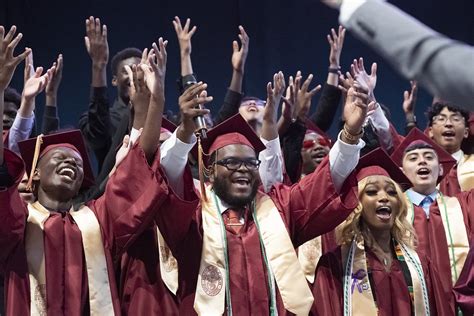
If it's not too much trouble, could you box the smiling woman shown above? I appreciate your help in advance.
[312,148,452,316]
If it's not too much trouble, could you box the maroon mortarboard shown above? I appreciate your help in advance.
[390,128,456,183]
[355,148,411,189]
[193,113,266,166]
[18,130,95,191]
[161,117,177,134]
[193,114,265,201]
[304,119,332,148]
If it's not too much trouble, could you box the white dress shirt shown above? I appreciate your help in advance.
[161,129,365,198]
[8,113,35,154]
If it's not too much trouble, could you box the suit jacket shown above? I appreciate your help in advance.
[344,0,474,109]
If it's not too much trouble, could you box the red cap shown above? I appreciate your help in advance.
[193,114,266,166]
[18,130,95,189]
[161,117,177,134]
[390,128,456,183]
[356,148,411,188]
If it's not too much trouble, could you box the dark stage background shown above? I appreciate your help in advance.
[1,0,473,138]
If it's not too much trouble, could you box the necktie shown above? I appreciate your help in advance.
[420,196,433,217]
[223,208,244,234]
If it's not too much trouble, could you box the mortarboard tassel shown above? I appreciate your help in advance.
[197,136,208,202]
[26,134,44,192]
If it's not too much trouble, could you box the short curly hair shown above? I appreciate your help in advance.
[4,86,21,108]
[110,47,142,76]
[426,102,470,126]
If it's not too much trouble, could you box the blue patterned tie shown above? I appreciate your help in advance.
[421,196,433,217]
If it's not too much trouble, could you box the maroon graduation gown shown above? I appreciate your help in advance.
[439,164,462,196]
[312,246,451,316]
[453,244,474,314]
[155,158,359,315]
[117,224,179,315]
[0,144,167,316]
[411,190,474,315]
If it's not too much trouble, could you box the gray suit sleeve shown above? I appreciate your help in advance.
[343,0,474,110]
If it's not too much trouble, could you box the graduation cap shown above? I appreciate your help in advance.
[390,128,456,183]
[304,119,332,148]
[18,130,95,192]
[194,113,265,201]
[355,148,411,189]
[161,117,177,134]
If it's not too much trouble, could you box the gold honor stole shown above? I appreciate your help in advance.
[342,236,430,316]
[194,188,313,315]
[298,237,322,284]
[458,154,474,191]
[25,202,114,315]
[156,227,179,294]
[406,195,469,284]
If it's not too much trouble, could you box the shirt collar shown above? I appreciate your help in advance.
[406,188,438,206]
[452,149,464,163]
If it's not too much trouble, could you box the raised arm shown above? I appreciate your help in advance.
[0,25,31,266]
[310,26,345,131]
[140,38,168,163]
[160,83,212,196]
[11,55,55,152]
[173,17,197,86]
[42,53,63,134]
[402,80,418,135]
[259,72,285,191]
[78,17,111,167]
[273,81,371,246]
[215,26,249,124]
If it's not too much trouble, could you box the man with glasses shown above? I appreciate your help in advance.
[426,102,474,195]
[156,75,370,314]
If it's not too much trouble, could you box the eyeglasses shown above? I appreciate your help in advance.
[214,157,261,171]
[302,138,331,149]
[432,114,465,125]
[240,100,266,107]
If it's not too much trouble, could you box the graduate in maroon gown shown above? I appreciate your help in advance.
[425,102,473,196]
[313,148,450,316]
[156,75,373,315]
[391,128,474,314]
[111,41,180,315]
[0,28,169,315]
[453,244,474,314]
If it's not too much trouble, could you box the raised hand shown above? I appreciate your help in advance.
[231,26,249,74]
[264,71,286,121]
[177,82,212,143]
[351,57,377,101]
[328,26,345,69]
[22,65,55,101]
[402,80,418,114]
[141,38,168,98]
[45,54,63,104]
[338,71,354,94]
[173,17,196,57]
[262,71,286,140]
[23,49,35,83]
[283,71,321,122]
[125,64,150,116]
[84,16,108,67]
[343,82,372,138]
[0,25,31,91]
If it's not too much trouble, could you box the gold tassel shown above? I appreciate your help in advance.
[197,136,208,202]
[26,134,44,192]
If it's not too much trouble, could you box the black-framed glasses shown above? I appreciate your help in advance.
[214,157,261,171]
[432,114,465,125]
